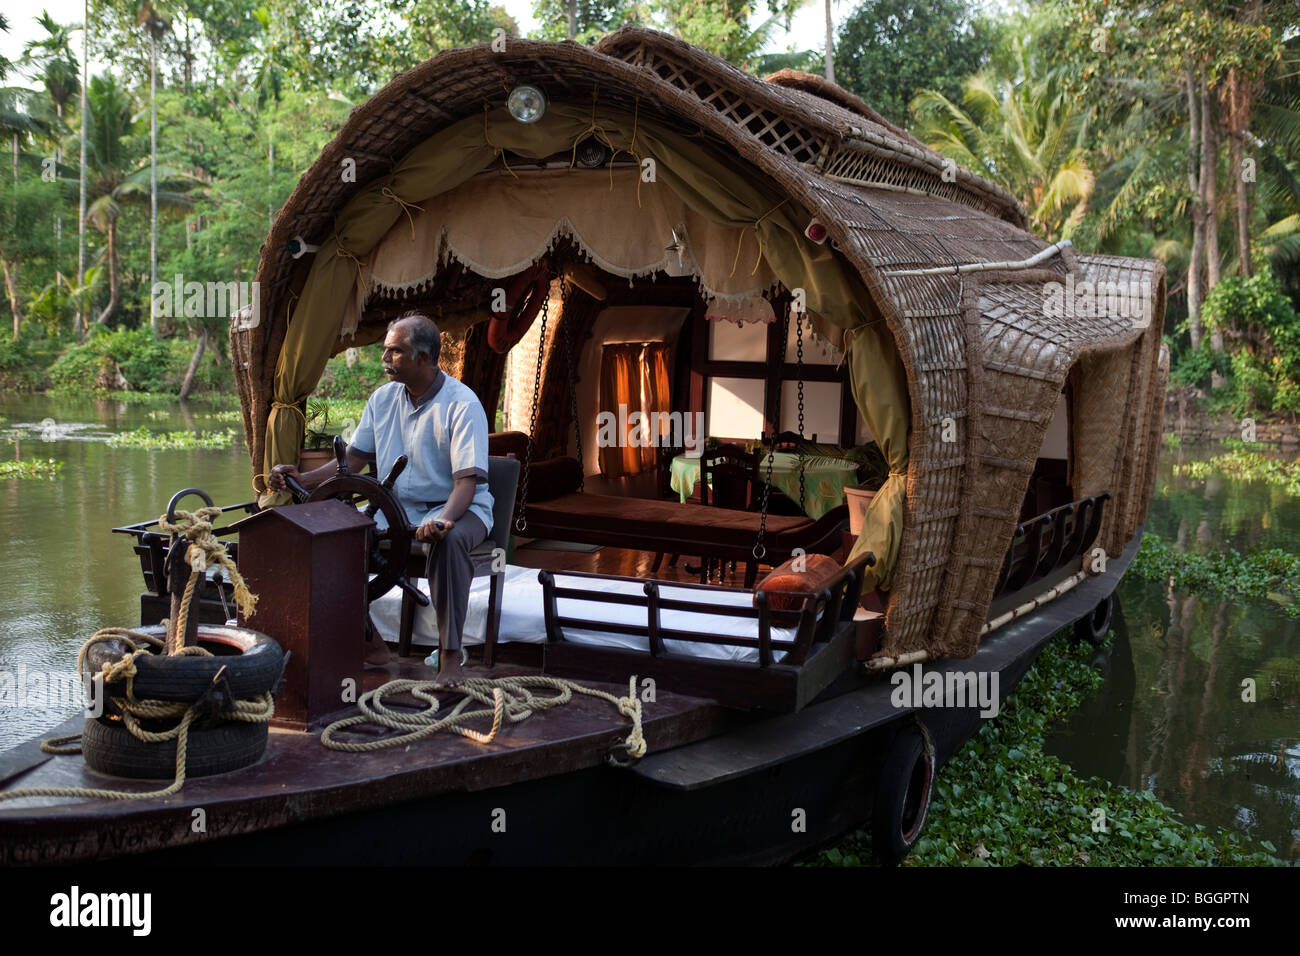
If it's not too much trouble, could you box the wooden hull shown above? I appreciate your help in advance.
[0,534,1139,866]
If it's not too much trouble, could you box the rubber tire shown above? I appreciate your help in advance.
[1074,593,1115,646]
[871,723,935,864]
[86,626,285,703]
[81,715,268,780]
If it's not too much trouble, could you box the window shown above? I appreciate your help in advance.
[597,342,670,478]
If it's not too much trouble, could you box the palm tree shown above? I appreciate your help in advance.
[910,41,1095,241]
[80,73,189,326]
[135,1,172,332]
[21,12,81,300]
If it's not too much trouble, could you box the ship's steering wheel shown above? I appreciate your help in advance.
[282,436,430,610]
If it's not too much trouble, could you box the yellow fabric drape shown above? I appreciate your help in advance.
[261,100,910,590]
[598,344,639,478]
[640,343,671,471]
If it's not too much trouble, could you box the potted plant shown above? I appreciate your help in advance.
[788,438,888,537]
[299,398,336,472]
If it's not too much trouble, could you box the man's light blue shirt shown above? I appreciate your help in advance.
[347,373,494,534]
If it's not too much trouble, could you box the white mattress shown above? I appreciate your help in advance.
[369,564,802,664]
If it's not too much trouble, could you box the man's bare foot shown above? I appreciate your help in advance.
[364,637,391,667]
[432,649,469,688]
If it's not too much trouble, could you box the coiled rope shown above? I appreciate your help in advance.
[0,628,274,803]
[321,674,646,766]
[0,507,268,804]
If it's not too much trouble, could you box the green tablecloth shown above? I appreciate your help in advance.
[670,451,857,520]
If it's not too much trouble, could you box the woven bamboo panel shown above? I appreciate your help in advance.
[927,260,1161,659]
[1070,347,1132,552]
[236,29,1169,664]
[1137,344,1171,529]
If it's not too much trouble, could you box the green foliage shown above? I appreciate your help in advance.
[1201,261,1300,415]
[909,27,1095,241]
[837,0,993,127]
[528,0,646,42]
[811,629,1283,866]
[313,345,388,400]
[1169,339,1222,390]
[106,426,237,449]
[0,458,63,479]
[0,337,46,389]
[1131,531,1300,619]
[657,0,803,70]
[48,325,172,391]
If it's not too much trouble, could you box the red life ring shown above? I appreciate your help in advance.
[487,268,550,353]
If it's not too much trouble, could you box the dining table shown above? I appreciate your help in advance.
[669,449,859,520]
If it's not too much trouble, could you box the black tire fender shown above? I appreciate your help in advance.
[1074,592,1115,646]
[85,625,285,703]
[871,720,935,864]
[81,714,269,780]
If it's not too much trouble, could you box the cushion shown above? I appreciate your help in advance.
[753,553,843,624]
[525,456,584,503]
[487,431,530,461]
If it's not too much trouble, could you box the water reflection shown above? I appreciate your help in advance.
[1,401,1296,858]
[0,393,252,750]
[1049,443,1300,860]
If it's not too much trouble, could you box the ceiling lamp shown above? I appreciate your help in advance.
[574,137,607,168]
[507,85,547,123]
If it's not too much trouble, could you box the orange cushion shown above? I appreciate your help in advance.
[754,553,842,623]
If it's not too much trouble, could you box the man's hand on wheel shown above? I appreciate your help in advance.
[268,464,302,492]
[416,516,454,543]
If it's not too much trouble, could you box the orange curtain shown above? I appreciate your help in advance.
[598,344,639,478]
[640,343,671,469]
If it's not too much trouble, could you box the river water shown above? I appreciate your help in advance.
[0,394,1295,859]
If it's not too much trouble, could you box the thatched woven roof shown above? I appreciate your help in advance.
[235,27,1165,661]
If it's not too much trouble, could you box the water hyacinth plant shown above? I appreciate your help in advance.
[106,427,237,450]
[0,459,64,479]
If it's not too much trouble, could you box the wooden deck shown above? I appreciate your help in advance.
[0,654,733,865]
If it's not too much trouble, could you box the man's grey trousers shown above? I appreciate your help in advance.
[424,512,488,651]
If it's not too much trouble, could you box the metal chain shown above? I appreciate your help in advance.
[561,279,584,491]
[795,304,806,511]
[515,287,549,533]
[753,301,791,561]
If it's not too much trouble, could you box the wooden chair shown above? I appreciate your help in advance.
[692,442,761,583]
[397,455,521,666]
[699,441,760,509]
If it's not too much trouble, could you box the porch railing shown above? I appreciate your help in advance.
[992,492,1111,601]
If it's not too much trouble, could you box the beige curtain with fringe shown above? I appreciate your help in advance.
[262,101,910,590]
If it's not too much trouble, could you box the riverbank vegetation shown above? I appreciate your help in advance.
[813,629,1283,866]
[0,0,1295,430]
[0,457,63,478]
[1174,441,1300,494]
[106,426,236,449]
[1132,532,1300,620]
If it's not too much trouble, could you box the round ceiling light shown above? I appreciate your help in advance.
[574,137,607,168]
[507,85,547,124]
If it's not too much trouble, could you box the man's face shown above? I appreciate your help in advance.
[382,327,425,386]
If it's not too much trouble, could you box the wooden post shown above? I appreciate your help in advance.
[233,500,372,730]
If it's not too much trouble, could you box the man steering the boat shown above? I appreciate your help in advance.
[267,312,493,687]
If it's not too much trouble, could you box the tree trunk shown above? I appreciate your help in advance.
[824,0,835,83]
[1228,69,1255,278]
[95,218,119,326]
[77,0,89,341]
[179,326,208,400]
[150,34,158,333]
[1201,81,1224,366]
[2,257,21,340]
[1185,70,1203,351]
[567,0,576,39]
